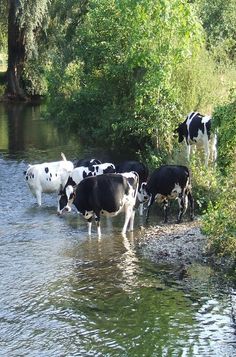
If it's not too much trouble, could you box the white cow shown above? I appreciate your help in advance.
[24,153,74,206]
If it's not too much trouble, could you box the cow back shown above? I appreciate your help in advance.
[147,165,190,196]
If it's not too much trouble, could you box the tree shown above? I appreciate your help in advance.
[194,0,236,62]
[5,0,50,100]
[47,0,204,156]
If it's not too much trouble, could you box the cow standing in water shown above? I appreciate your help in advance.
[139,165,194,223]
[24,153,74,206]
[174,112,217,166]
[115,160,149,215]
[58,172,139,236]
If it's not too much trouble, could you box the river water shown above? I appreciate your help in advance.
[0,103,235,356]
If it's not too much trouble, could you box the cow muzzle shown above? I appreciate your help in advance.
[57,205,72,215]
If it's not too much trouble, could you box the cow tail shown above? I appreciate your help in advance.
[61,152,67,162]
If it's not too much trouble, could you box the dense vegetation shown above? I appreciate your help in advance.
[0,0,235,266]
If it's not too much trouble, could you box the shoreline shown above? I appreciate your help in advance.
[137,219,235,277]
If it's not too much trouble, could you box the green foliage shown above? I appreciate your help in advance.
[18,0,51,58]
[173,48,236,114]
[194,0,236,62]
[202,163,236,260]
[47,0,204,153]
[190,162,219,213]
[212,92,236,173]
[0,1,7,52]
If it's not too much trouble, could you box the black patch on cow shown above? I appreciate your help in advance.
[50,173,52,177]
[83,170,93,179]
[45,167,49,173]
[67,176,77,187]
[188,114,205,142]
[175,122,187,143]
[206,120,211,140]
[75,158,102,167]
[59,193,69,211]
[103,165,116,174]
[115,160,148,186]
[88,165,95,172]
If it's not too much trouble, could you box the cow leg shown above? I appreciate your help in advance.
[139,202,144,216]
[146,195,154,223]
[188,191,194,221]
[35,190,42,206]
[87,217,93,236]
[122,205,133,235]
[177,193,188,223]
[204,140,210,166]
[128,208,136,231]
[95,214,101,237]
[163,199,168,223]
[211,134,217,163]
[186,144,191,161]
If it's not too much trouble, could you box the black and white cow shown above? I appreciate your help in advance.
[57,162,116,211]
[24,153,74,206]
[58,172,139,236]
[115,160,149,215]
[74,158,102,167]
[174,112,217,166]
[139,165,194,223]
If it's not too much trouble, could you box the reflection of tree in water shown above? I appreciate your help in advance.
[3,102,61,156]
[6,102,28,153]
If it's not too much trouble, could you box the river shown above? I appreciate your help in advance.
[0,102,235,356]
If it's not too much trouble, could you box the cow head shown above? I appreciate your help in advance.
[174,122,187,143]
[137,182,150,203]
[57,185,75,215]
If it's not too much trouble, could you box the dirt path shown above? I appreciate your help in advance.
[137,219,209,266]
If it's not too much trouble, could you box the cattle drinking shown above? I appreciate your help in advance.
[58,172,139,236]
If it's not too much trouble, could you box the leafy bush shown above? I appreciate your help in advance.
[212,92,236,173]
[190,161,219,213]
[202,163,236,260]
[201,94,236,263]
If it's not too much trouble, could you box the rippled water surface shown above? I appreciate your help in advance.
[0,103,235,356]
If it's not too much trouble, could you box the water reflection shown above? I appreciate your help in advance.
[0,102,84,161]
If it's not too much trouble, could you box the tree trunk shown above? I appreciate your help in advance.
[5,0,27,100]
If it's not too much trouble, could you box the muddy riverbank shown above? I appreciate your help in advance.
[138,219,235,276]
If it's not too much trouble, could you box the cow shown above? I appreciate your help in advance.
[115,160,149,215]
[139,165,194,223]
[74,158,102,167]
[174,111,217,166]
[57,172,139,236]
[24,153,74,206]
[57,162,116,211]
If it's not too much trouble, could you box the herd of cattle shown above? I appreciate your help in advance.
[24,112,217,236]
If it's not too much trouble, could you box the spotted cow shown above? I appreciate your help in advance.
[174,111,217,166]
[58,172,139,236]
[24,153,74,206]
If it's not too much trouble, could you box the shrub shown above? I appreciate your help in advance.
[202,163,236,261]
